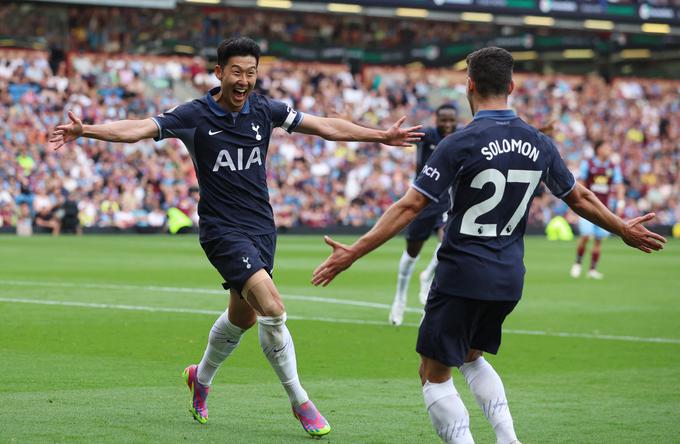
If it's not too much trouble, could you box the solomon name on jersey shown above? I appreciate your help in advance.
[413,110,575,302]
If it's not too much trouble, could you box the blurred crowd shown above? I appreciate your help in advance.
[0,2,508,54]
[0,49,678,233]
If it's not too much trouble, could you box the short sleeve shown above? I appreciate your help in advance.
[150,102,195,141]
[412,136,463,203]
[544,138,576,199]
[268,99,304,133]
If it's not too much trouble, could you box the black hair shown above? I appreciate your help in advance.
[217,37,261,68]
[466,47,514,98]
[436,103,457,116]
[593,139,606,154]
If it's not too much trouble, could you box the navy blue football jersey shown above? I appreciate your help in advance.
[151,87,303,241]
[413,109,575,301]
[416,127,451,216]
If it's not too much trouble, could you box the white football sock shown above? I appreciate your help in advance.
[460,357,517,444]
[423,379,474,444]
[394,251,419,305]
[421,243,441,282]
[258,313,309,407]
[197,310,245,386]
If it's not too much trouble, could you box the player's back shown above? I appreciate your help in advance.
[413,109,575,301]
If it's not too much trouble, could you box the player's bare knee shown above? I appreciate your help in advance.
[464,349,483,363]
[243,270,285,317]
[228,291,257,330]
[421,356,451,384]
[229,310,257,330]
[418,361,427,385]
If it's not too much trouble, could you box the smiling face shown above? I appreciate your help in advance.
[214,55,258,112]
[436,108,457,136]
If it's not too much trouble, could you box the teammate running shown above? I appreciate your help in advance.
[312,47,665,444]
[48,37,423,438]
[390,104,457,326]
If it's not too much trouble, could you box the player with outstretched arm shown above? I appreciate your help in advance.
[312,47,665,444]
[49,37,423,438]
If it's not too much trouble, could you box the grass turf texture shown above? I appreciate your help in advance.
[0,235,678,443]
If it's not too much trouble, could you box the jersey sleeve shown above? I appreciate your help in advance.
[150,102,195,141]
[412,136,463,203]
[268,98,304,134]
[544,138,576,199]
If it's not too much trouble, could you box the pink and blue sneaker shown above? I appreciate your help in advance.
[183,364,209,424]
[292,400,331,437]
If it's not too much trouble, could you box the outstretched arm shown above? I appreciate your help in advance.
[295,114,424,147]
[563,182,666,253]
[312,188,430,286]
[49,111,159,150]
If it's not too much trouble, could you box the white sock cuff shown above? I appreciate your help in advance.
[223,318,245,336]
[401,250,419,264]
[257,313,287,326]
[423,378,457,410]
[460,357,488,381]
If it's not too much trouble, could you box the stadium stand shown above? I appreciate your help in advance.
[0,3,678,233]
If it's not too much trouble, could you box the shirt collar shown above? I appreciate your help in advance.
[206,86,251,116]
[473,109,517,121]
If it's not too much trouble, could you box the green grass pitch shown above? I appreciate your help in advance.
[0,234,678,443]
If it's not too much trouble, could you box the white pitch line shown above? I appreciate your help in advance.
[1,296,680,345]
[0,297,405,327]
[0,279,422,313]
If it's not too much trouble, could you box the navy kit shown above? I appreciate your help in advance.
[405,126,451,241]
[412,109,575,365]
[151,87,303,292]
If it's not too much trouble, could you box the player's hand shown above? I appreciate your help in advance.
[620,213,666,253]
[48,111,83,151]
[383,116,424,147]
[312,236,357,287]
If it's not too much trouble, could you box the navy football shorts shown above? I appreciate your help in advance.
[405,209,447,242]
[416,291,518,367]
[200,231,276,294]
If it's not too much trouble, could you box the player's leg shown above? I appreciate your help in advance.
[460,350,519,444]
[417,291,479,443]
[197,289,254,385]
[587,237,604,279]
[420,355,474,444]
[184,289,255,424]
[571,218,592,278]
[243,269,331,436]
[419,222,445,304]
[390,235,425,325]
[462,300,521,444]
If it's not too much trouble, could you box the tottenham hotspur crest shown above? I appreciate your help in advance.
[242,256,252,269]
[251,123,262,141]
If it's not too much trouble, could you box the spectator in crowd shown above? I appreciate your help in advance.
[0,48,678,232]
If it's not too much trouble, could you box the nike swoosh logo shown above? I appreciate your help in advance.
[272,344,287,353]
[208,130,223,136]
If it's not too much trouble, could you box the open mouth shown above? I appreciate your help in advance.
[233,87,248,102]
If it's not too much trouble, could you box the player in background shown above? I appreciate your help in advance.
[48,37,423,438]
[570,139,625,279]
[312,47,665,444]
[390,104,458,326]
